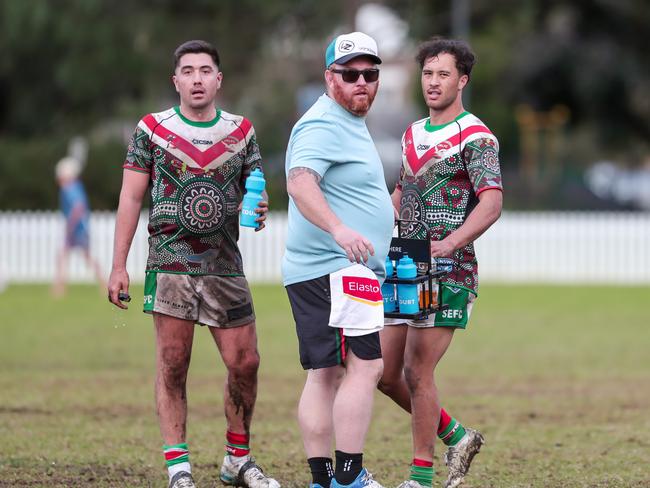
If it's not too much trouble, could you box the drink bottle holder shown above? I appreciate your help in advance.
[384,219,449,320]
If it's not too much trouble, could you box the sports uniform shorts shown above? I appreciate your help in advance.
[66,227,89,249]
[143,271,255,328]
[385,283,476,329]
[286,268,384,370]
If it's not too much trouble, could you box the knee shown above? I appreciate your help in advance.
[377,358,405,394]
[159,345,190,386]
[366,358,384,385]
[307,366,345,391]
[403,360,435,395]
[403,363,421,394]
[346,355,383,386]
[377,374,399,396]
[226,348,260,379]
[404,364,419,393]
[316,367,345,384]
[331,367,346,385]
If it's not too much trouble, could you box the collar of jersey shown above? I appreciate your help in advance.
[424,111,468,132]
[174,106,221,127]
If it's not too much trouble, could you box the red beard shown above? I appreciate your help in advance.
[331,82,377,116]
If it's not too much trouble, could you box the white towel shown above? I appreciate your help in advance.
[328,263,385,337]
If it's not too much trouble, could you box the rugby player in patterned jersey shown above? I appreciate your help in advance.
[378,38,503,488]
[107,40,279,488]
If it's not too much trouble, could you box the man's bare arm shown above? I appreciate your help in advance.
[287,167,374,263]
[391,186,402,220]
[107,170,150,308]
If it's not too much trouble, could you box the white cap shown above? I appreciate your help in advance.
[325,31,382,67]
[55,156,81,180]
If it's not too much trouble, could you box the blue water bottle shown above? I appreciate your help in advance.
[240,168,265,228]
[382,257,397,313]
[397,255,419,314]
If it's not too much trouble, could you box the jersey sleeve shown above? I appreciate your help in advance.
[395,130,408,191]
[123,124,153,173]
[240,123,264,185]
[287,119,341,177]
[463,136,503,196]
[245,123,263,171]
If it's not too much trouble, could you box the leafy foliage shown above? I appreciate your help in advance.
[0,1,647,209]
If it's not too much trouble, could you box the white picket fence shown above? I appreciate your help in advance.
[0,211,648,284]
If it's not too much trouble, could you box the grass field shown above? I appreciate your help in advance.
[1,283,649,487]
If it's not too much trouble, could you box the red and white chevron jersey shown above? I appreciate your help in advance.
[123,106,263,275]
[396,111,502,293]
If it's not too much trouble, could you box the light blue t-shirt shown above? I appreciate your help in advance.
[60,180,90,240]
[282,94,394,286]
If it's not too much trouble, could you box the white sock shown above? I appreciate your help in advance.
[168,462,192,480]
[227,453,250,466]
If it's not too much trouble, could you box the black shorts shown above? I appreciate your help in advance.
[286,274,382,370]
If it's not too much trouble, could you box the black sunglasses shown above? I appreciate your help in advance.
[329,68,380,83]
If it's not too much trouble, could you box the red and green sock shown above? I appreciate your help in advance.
[163,442,191,479]
[437,408,466,446]
[410,458,434,487]
[225,430,250,457]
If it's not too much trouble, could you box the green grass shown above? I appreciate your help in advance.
[1,284,649,487]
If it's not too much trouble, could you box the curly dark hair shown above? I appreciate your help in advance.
[415,37,476,80]
[173,40,220,70]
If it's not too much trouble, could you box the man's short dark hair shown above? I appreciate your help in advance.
[415,37,476,80]
[173,40,220,70]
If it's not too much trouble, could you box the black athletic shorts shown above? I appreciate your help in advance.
[286,274,382,370]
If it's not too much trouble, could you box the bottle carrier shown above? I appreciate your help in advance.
[383,219,450,320]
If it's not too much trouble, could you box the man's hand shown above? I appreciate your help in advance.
[429,189,502,259]
[332,224,375,263]
[254,199,268,232]
[430,238,456,258]
[108,267,131,309]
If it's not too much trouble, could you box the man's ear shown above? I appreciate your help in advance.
[172,74,180,93]
[324,69,334,89]
[458,74,469,91]
[215,71,223,90]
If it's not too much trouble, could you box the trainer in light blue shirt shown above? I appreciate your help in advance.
[282,93,394,286]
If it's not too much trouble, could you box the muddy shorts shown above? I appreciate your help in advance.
[143,271,255,328]
[384,283,476,329]
[286,264,384,370]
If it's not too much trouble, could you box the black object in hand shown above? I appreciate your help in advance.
[118,292,131,302]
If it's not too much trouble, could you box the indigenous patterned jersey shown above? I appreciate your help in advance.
[396,111,502,293]
[123,106,262,276]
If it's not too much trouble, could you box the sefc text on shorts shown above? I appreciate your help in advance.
[143,271,255,328]
[286,270,383,370]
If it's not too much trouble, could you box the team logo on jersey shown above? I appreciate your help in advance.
[428,141,454,160]
[342,276,382,305]
[222,135,241,153]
